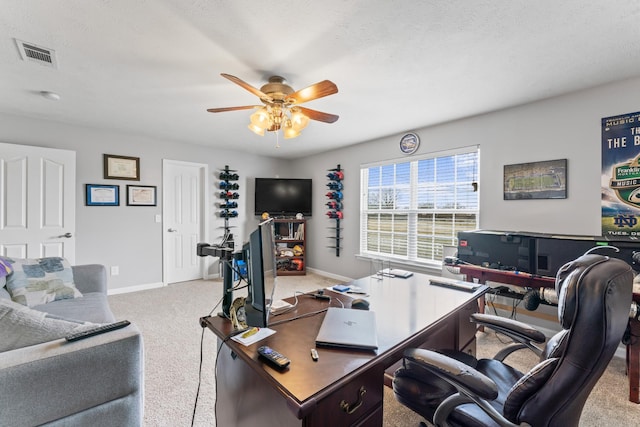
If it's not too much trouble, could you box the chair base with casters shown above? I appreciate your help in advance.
[393,254,633,427]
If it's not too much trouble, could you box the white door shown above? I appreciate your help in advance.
[0,143,76,262]
[163,159,208,283]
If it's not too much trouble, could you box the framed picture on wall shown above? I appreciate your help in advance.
[503,159,567,200]
[127,185,157,206]
[86,184,119,206]
[104,154,140,180]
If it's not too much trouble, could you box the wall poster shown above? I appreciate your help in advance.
[602,110,640,240]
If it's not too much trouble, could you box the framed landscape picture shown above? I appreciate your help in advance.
[503,159,567,200]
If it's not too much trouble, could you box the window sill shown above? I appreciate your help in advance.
[355,254,443,276]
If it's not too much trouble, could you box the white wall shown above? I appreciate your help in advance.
[0,114,287,291]
[295,76,640,279]
[3,75,640,289]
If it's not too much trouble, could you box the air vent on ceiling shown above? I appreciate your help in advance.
[15,39,58,68]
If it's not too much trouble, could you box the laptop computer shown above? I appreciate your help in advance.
[315,307,378,351]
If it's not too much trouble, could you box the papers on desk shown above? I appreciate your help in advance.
[270,300,294,315]
[231,327,276,346]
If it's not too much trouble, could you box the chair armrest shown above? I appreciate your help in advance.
[403,348,498,400]
[471,313,546,343]
[404,348,520,427]
[0,324,143,426]
[72,264,108,294]
[471,313,545,360]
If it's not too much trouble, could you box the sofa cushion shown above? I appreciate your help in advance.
[0,298,99,352]
[1,256,83,307]
[33,292,116,324]
[0,284,10,300]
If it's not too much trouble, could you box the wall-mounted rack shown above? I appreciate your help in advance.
[326,164,344,257]
[218,165,239,241]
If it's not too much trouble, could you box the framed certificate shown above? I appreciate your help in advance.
[86,184,119,206]
[104,154,140,180]
[127,185,157,206]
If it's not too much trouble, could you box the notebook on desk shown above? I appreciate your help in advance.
[378,268,414,278]
[315,307,378,351]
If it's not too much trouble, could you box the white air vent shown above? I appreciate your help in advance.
[15,39,58,68]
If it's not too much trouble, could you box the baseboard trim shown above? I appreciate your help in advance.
[108,282,165,295]
[306,267,353,283]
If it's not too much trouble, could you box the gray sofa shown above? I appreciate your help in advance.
[0,264,144,427]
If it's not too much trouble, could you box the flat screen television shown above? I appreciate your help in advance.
[244,219,278,328]
[254,178,312,217]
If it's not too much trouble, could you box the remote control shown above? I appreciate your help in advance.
[257,345,291,369]
[65,320,131,342]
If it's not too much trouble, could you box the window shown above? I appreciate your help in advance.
[360,147,479,266]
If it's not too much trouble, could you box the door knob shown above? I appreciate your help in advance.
[59,232,72,238]
[168,228,177,232]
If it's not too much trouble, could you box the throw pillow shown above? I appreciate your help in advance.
[0,256,12,278]
[0,257,13,299]
[0,298,99,352]
[2,257,83,307]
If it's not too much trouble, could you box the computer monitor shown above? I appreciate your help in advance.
[244,219,278,328]
[457,230,535,272]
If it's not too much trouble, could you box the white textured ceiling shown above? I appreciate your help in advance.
[2,1,640,159]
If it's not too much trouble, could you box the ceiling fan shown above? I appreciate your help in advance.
[207,73,339,139]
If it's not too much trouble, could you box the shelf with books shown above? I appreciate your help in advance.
[273,218,306,276]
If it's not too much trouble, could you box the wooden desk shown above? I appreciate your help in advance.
[458,264,640,404]
[202,273,487,426]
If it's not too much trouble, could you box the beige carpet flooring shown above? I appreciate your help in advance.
[109,273,640,426]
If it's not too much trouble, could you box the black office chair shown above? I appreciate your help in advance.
[393,254,633,427]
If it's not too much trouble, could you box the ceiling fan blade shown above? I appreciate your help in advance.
[296,106,339,123]
[221,73,272,102]
[287,80,338,104]
[206,105,259,113]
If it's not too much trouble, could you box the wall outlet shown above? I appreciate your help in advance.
[155,214,161,223]
[110,266,119,276]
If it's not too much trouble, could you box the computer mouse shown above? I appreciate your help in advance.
[350,298,370,310]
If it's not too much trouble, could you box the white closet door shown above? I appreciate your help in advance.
[0,142,76,262]
[163,159,206,283]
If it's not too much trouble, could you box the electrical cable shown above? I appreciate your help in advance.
[269,307,330,327]
[191,294,224,427]
[213,335,227,427]
[192,286,348,424]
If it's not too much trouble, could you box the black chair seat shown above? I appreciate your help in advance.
[393,254,634,427]
[394,356,524,426]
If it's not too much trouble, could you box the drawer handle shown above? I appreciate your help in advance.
[340,386,367,414]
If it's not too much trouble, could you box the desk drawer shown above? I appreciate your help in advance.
[307,365,384,426]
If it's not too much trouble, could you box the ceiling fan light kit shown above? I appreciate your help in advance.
[208,74,339,141]
[248,105,309,139]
